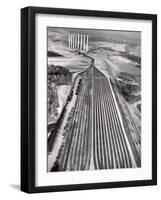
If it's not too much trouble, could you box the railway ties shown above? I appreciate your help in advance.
[69,82,86,170]
[58,64,137,171]
[60,72,92,171]
[69,77,88,170]
[92,67,136,169]
[73,73,92,170]
[75,78,88,170]
[93,76,117,169]
[104,80,130,168]
[103,78,124,168]
[60,76,86,170]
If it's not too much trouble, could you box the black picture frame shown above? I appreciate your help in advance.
[21,6,157,193]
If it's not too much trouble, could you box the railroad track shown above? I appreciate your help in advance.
[54,57,140,171]
[93,67,137,169]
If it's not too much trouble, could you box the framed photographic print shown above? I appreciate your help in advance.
[21,6,157,193]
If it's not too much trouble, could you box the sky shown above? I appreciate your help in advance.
[48,27,141,44]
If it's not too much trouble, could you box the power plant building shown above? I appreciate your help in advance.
[68,34,89,52]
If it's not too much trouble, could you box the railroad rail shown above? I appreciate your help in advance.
[56,58,140,171]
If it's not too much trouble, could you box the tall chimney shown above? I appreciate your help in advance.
[83,34,86,51]
[72,35,74,49]
[69,35,71,48]
[68,33,89,52]
[68,35,69,48]
[75,35,77,49]
[77,34,80,50]
[70,34,72,48]
[81,34,83,50]
[86,35,89,52]
[70,35,72,49]
[73,35,75,49]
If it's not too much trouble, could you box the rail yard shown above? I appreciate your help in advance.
[48,56,140,171]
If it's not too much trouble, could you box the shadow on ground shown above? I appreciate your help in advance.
[10,184,20,191]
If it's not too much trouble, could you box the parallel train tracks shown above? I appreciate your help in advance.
[53,60,140,171]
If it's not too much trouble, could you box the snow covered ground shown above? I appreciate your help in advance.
[90,41,127,52]
[48,75,81,171]
[57,85,71,117]
[48,85,71,125]
[48,55,90,73]
[48,41,91,71]
[109,58,140,75]
[110,55,133,64]
[89,41,141,76]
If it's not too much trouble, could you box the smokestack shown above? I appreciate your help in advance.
[77,34,80,50]
[75,35,77,49]
[70,35,72,49]
[68,35,70,48]
[72,35,74,49]
[70,34,72,48]
[83,34,86,51]
[68,33,89,52]
[80,34,83,50]
[86,35,89,52]
[69,35,71,48]
[73,35,75,49]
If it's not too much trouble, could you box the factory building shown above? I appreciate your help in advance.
[68,34,89,52]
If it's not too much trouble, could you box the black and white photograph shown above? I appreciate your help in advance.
[20,6,157,193]
[47,27,141,172]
